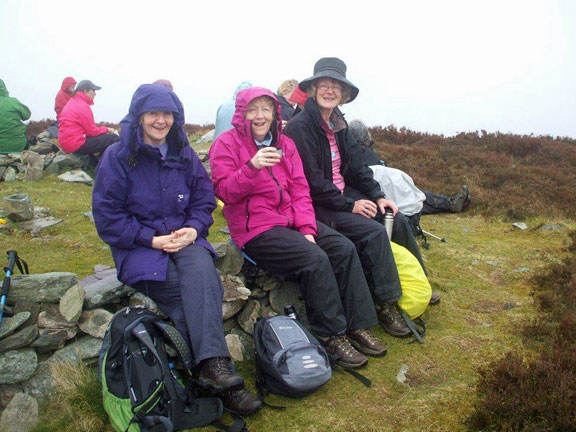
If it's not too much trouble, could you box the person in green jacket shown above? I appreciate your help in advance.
[0,79,31,153]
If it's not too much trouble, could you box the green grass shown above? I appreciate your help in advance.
[3,162,575,431]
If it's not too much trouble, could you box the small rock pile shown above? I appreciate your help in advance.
[0,241,306,430]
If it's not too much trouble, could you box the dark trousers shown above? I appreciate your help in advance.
[330,211,402,303]
[74,133,119,156]
[243,223,378,337]
[422,190,452,215]
[344,185,426,272]
[133,245,229,364]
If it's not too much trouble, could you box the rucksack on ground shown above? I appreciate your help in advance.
[391,242,432,342]
[99,306,243,432]
[254,315,332,398]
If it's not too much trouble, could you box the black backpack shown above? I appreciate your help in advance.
[99,306,247,432]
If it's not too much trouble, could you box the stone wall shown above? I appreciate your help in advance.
[0,241,306,428]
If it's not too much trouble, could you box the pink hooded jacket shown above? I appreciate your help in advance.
[210,87,317,249]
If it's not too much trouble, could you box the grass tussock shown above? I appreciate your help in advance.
[30,361,110,432]
[468,232,576,431]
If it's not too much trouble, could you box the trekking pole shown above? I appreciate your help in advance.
[0,250,29,333]
[421,230,447,243]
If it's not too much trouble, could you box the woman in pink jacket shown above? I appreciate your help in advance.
[210,87,386,369]
[59,80,119,155]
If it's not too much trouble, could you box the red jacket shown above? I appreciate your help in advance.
[210,87,317,249]
[59,91,108,153]
[54,77,76,121]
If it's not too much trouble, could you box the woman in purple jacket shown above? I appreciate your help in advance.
[92,84,261,415]
[210,87,386,369]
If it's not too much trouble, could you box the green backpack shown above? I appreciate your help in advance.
[98,306,246,432]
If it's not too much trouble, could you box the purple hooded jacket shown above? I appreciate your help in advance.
[92,84,216,286]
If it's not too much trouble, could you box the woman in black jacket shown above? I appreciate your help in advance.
[285,57,424,338]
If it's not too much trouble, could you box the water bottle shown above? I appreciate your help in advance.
[384,208,394,240]
[284,304,298,321]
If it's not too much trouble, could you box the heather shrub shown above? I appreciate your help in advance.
[371,126,576,219]
[468,233,576,431]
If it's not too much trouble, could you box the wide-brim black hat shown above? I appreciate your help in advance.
[299,57,359,103]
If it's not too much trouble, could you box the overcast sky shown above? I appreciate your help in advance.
[1,0,575,137]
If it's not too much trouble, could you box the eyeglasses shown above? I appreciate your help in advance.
[317,83,342,93]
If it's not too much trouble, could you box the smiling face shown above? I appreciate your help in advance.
[314,78,343,113]
[245,96,275,141]
[140,111,174,145]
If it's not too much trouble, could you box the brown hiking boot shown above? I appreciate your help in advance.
[347,329,387,356]
[198,357,244,391]
[321,335,368,369]
[377,302,411,338]
[220,388,263,415]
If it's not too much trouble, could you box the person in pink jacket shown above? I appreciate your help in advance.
[58,80,119,155]
[210,87,386,369]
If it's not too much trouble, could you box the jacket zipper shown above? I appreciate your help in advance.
[245,198,251,232]
[267,167,289,225]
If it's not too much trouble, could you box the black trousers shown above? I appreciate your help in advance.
[133,245,230,364]
[74,133,119,156]
[344,185,426,272]
[421,190,452,215]
[243,223,378,337]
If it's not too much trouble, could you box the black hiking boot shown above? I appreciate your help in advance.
[198,357,244,391]
[220,388,263,415]
[377,302,411,338]
[448,185,469,213]
[429,292,441,305]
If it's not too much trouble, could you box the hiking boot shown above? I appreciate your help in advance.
[448,185,469,213]
[198,357,244,391]
[377,302,411,338]
[429,292,441,305]
[321,335,368,368]
[220,388,263,415]
[347,329,387,356]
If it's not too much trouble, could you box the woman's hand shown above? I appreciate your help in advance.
[304,234,316,244]
[151,234,175,250]
[376,198,398,216]
[250,147,282,169]
[352,199,378,219]
[152,228,198,253]
[162,227,198,253]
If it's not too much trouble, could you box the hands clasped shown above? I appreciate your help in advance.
[151,227,198,253]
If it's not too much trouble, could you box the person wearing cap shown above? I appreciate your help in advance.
[210,86,387,369]
[0,78,31,153]
[58,79,119,156]
[92,84,262,415]
[284,57,425,339]
[275,79,298,122]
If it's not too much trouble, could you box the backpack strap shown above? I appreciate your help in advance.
[151,320,193,370]
[212,412,250,432]
[254,356,286,410]
[327,354,372,388]
[398,310,426,344]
